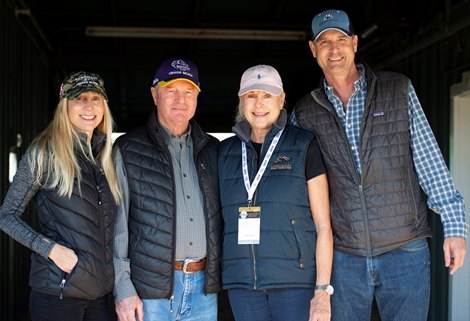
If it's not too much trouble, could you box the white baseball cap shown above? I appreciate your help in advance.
[238,65,283,96]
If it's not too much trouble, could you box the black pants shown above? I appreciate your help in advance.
[29,290,116,321]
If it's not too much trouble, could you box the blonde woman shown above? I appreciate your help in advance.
[218,65,332,321]
[0,72,120,321]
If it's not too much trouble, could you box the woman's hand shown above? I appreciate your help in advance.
[309,291,331,321]
[48,243,78,273]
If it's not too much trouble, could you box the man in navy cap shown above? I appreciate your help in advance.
[113,58,222,321]
[290,8,467,321]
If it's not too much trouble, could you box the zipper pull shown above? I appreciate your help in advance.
[169,295,174,312]
[59,278,66,300]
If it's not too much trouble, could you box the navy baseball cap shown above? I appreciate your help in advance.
[152,58,200,91]
[311,9,354,41]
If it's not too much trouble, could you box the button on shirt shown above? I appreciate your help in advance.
[324,66,366,174]
[291,63,467,238]
[162,125,207,260]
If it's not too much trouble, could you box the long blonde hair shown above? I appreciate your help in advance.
[29,97,121,203]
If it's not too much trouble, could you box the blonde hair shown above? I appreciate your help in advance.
[29,97,121,203]
[235,99,245,123]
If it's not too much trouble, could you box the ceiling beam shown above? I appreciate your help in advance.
[85,26,307,41]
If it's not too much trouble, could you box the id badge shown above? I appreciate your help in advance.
[238,206,261,244]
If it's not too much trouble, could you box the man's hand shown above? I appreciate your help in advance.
[444,237,466,275]
[309,291,331,321]
[116,295,144,321]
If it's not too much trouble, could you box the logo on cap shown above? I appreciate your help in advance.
[311,9,354,41]
[238,65,283,97]
[171,60,191,72]
[152,58,200,91]
[59,71,108,101]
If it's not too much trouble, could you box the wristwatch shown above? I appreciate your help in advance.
[315,284,334,295]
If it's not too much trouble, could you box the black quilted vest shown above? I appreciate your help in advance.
[115,111,222,299]
[30,132,117,299]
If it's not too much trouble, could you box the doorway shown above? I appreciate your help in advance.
[449,71,470,321]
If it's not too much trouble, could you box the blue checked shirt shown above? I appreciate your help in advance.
[291,64,467,238]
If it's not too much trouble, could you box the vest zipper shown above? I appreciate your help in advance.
[168,147,177,300]
[332,106,372,257]
[314,88,373,256]
[358,184,372,256]
[92,164,109,292]
[251,244,257,290]
[59,272,66,299]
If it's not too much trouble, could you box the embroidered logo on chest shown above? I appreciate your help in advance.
[271,155,292,170]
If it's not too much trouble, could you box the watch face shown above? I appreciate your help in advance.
[315,284,334,295]
[325,285,334,295]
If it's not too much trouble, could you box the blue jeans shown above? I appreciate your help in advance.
[331,239,430,321]
[227,288,314,321]
[142,270,217,321]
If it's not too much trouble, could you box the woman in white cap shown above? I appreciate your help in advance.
[0,71,121,321]
[218,65,333,321]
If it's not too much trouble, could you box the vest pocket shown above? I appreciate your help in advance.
[290,215,317,268]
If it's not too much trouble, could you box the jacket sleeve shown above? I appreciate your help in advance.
[113,146,139,302]
[0,148,56,258]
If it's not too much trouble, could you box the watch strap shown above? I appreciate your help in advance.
[315,284,334,295]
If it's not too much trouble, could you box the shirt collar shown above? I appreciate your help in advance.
[160,120,192,146]
[323,63,367,100]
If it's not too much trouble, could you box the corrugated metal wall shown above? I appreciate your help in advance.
[1,1,50,320]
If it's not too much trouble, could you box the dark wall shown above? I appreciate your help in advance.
[1,1,51,320]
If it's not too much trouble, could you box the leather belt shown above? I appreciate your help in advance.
[174,258,206,274]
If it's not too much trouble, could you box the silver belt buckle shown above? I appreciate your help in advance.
[182,258,199,274]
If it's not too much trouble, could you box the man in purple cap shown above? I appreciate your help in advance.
[290,8,467,321]
[113,58,222,321]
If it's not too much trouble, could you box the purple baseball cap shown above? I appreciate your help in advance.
[152,58,200,91]
[311,9,354,41]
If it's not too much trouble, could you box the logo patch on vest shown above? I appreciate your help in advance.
[373,111,385,117]
[271,155,292,170]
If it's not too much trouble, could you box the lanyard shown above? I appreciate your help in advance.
[241,129,283,205]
